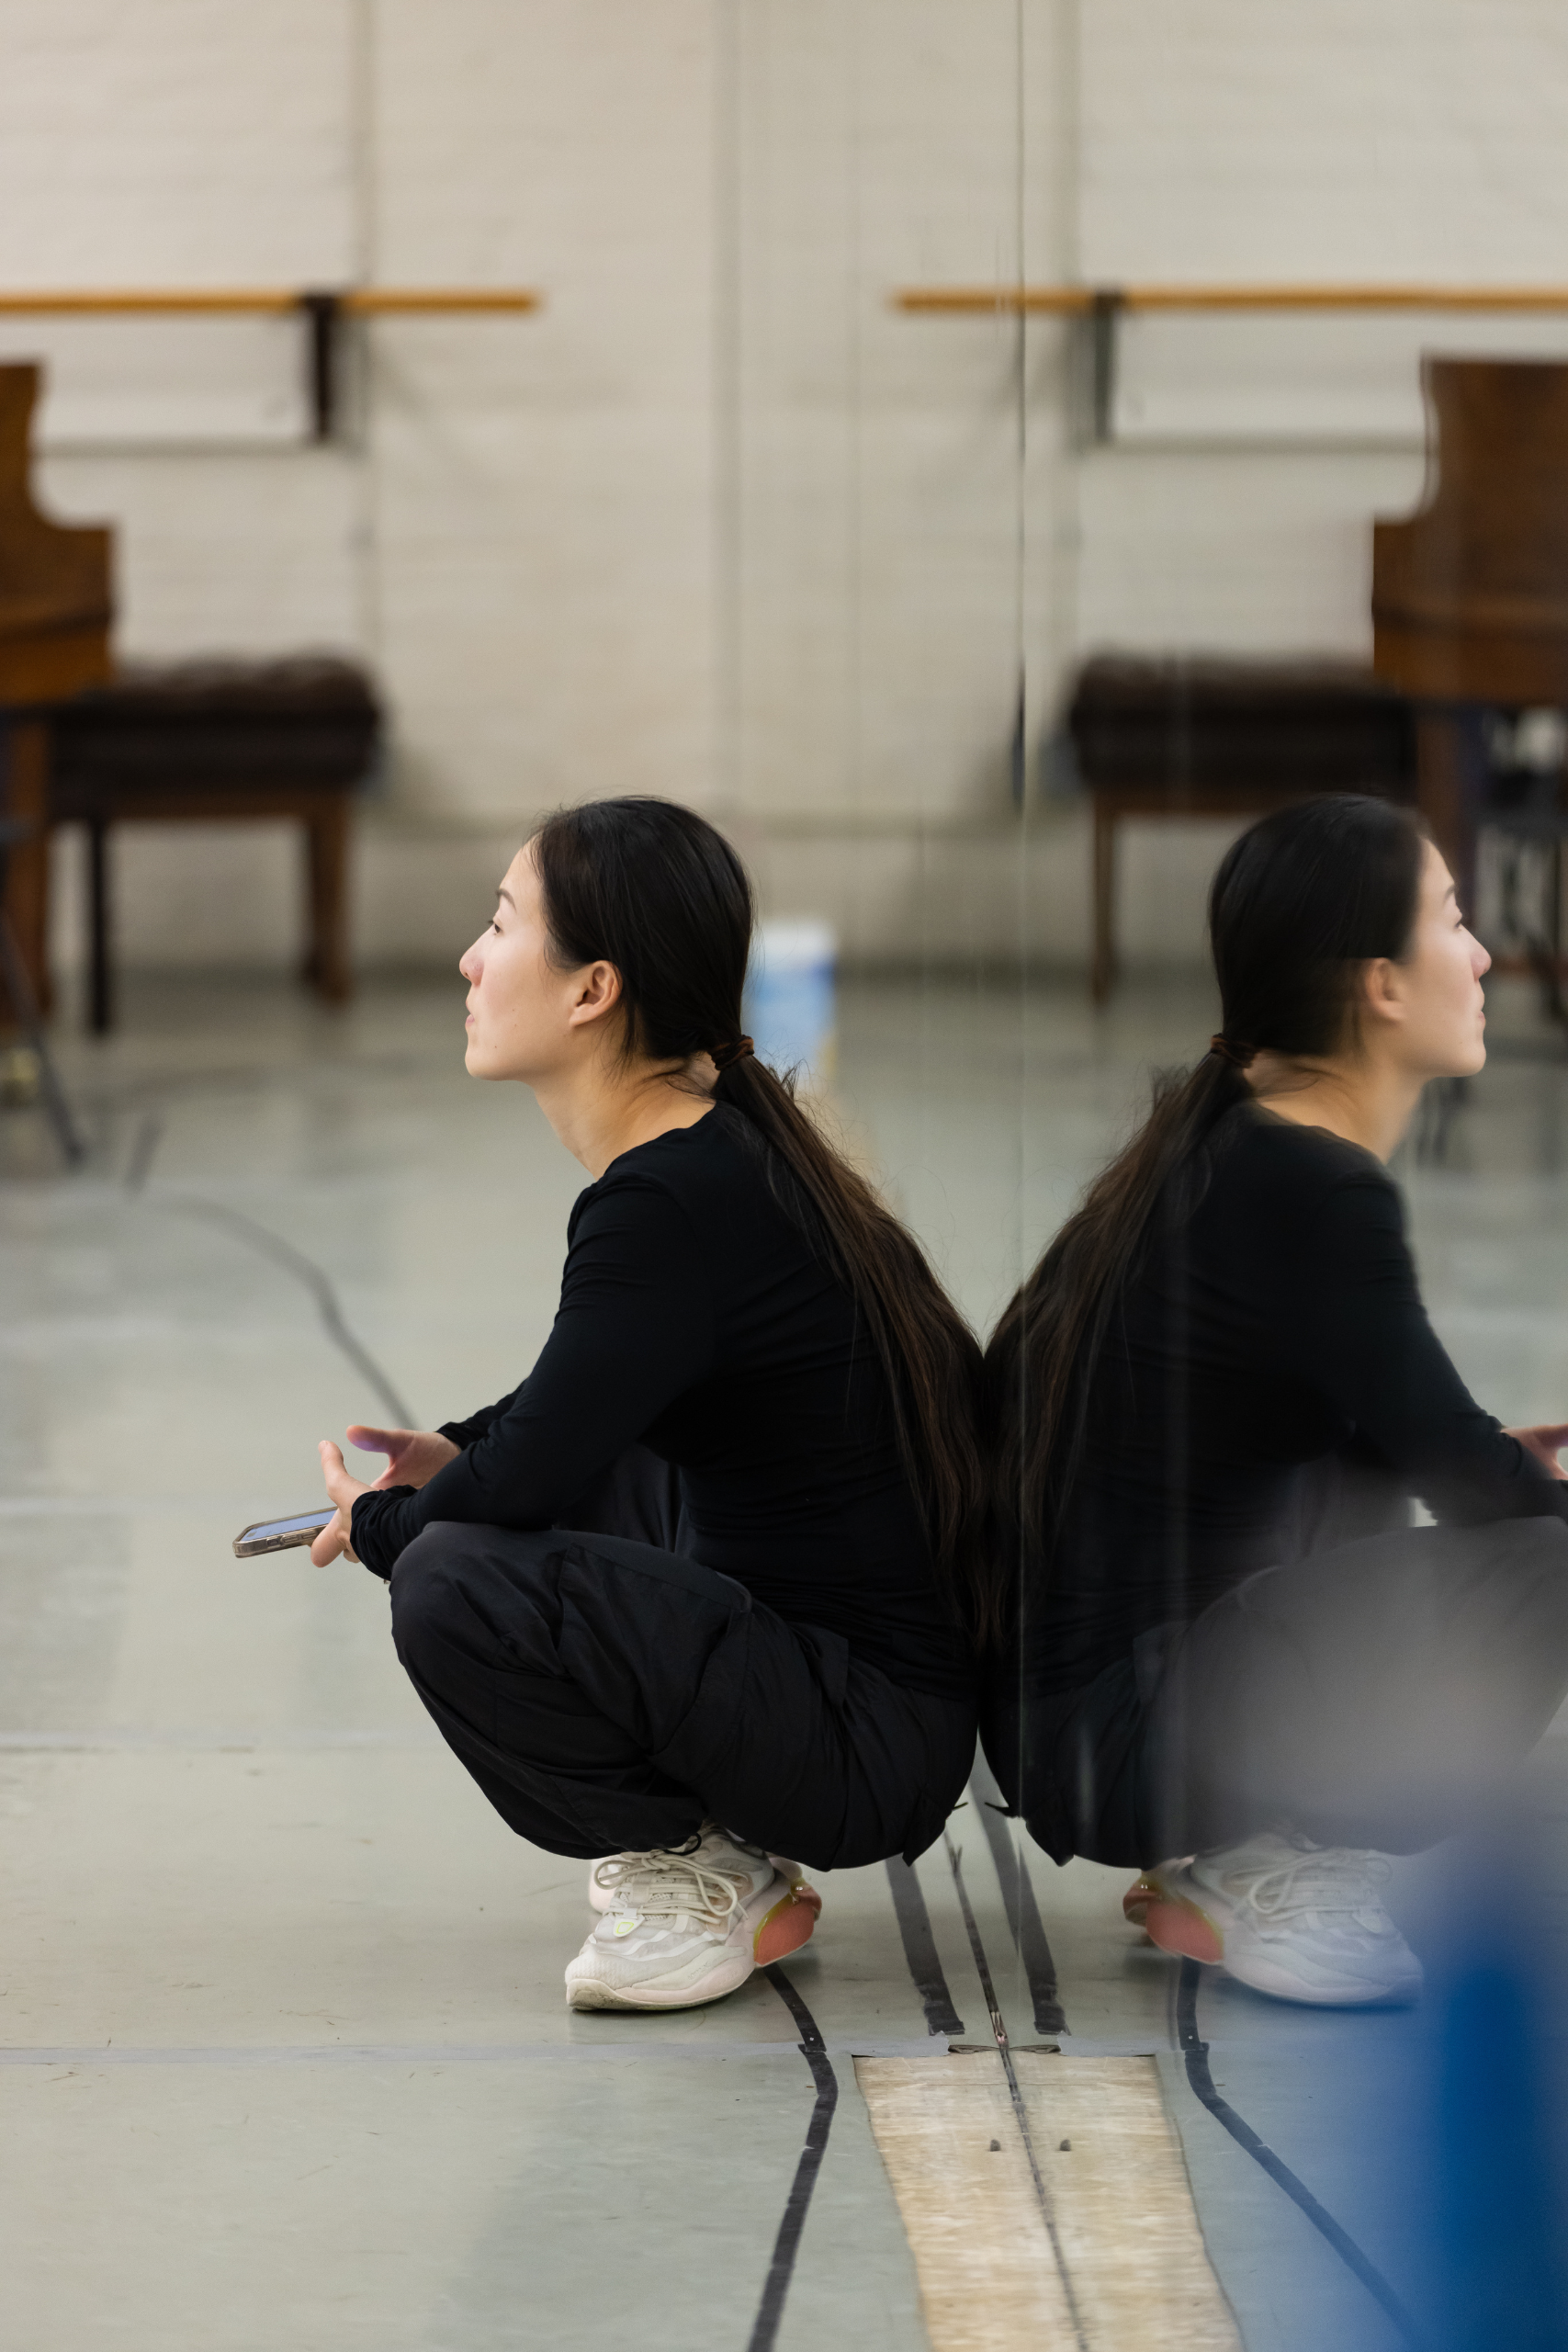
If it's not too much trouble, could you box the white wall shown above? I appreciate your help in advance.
[721,0,1077,967]
[721,0,1568,967]
[1076,0,1568,653]
[5,0,718,975]
[6,0,1568,979]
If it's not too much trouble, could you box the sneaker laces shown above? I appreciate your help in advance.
[591,1846,751,1931]
[1228,1846,1390,1926]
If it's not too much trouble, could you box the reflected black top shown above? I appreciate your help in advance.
[1018,1104,1568,1697]
[351,1104,969,1698]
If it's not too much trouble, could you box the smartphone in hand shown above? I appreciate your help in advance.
[233,1508,336,1559]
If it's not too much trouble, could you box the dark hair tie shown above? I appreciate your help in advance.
[711,1035,755,1074]
[1209,1033,1258,1070]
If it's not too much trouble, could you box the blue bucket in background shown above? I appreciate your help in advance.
[743,918,838,1086]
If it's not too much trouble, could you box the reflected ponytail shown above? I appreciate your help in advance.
[988,793,1427,1595]
[532,797,991,1636]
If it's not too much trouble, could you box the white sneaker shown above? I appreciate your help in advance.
[564,1826,822,2012]
[1126,1830,1423,2007]
[587,1838,815,1915]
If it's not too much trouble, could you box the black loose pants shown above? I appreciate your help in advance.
[385,1450,976,1871]
[983,1516,1568,1869]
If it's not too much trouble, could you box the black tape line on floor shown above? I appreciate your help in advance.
[165,1194,416,1428]
[746,1964,839,2352]
[966,1758,1068,2036]
[945,1832,1090,2352]
[1176,1958,1425,2350]
[884,1857,966,2036]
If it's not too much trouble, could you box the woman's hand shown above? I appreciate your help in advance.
[1507,1422,1568,1481]
[310,1439,372,1566]
[310,1428,459,1569]
[346,1424,460,1491]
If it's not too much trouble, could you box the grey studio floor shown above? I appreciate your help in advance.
[6,955,1568,2351]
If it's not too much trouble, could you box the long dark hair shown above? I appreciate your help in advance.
[532,796,991,1633]
[987,793,1427,1588]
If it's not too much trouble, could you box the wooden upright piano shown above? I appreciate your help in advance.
[1373,357,1568,899]
[0,364,113,1020]
[0,360,375,1036]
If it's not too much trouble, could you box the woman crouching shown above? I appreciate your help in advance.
[311,797,985,2012]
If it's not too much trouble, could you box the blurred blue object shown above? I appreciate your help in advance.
[1428,1960,1567,2352]
[1416,1833,1568,2352]
[744,918,837,1085]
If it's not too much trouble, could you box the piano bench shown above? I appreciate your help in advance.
[1069,654,1416,1001]
[48,656,382,1034]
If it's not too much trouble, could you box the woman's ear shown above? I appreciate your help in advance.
[1360,955,1407,1034]
[567,959,625,1032]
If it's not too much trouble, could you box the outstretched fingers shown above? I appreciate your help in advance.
[347,1423,410,1457]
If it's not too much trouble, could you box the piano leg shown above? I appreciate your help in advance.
[0,899,84,1162]
[1,718,52,1028]
[1413,703,1486,917]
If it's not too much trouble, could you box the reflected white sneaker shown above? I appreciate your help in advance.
[1126,1830,1423,2007]
[565,1826,821,2012]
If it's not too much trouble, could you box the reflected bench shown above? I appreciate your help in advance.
[1069,655,1416,1001]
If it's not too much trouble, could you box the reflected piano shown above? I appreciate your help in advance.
[1373,357,1568,898]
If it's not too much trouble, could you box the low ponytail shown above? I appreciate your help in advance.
[987,1047,1251,1581]
[532,797,993,1639]
[988,792,1427,1599]
[714,1044,988,1626]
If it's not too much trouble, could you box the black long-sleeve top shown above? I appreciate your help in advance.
[351,1104,970,1699]
[1017,1102,1568,1697]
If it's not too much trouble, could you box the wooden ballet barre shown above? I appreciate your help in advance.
[0,290,301,314]
[0,287,544,439]
[898,287,1096,316]
[0,287,541,314]
[894,284,1568,315]
[895,283,1568,444]
[343,288,540,314]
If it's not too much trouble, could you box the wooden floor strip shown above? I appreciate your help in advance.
[856,2052,1241,2351]
[855,2053,1077,2345]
